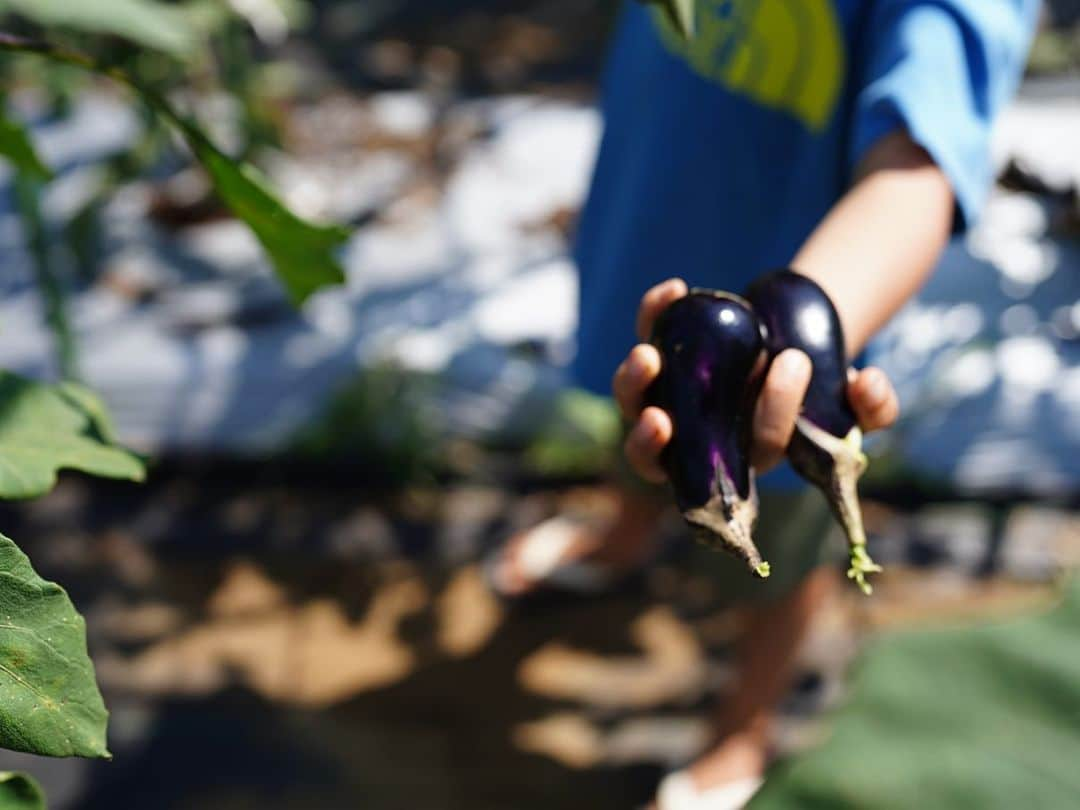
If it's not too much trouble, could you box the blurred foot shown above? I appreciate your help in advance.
[487,486,665,598]
[648,568,836,808]
[651,730,767,810]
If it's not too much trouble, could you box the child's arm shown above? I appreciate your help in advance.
[614,130,952,480]
[794,130,954,356]
[615,0,1040,483]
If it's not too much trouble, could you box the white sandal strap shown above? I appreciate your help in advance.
[656,771,763,810]
[516,516,587,579]
[487,516,614,596]
[513,517,613,592]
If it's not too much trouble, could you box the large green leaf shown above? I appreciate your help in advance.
[0,33,350,307]
[0,0,197,58]
[0,109,50,181]
[0,772,45,810]
[0,533,109,759]
[172,118,349,306]
[0,371,144,500]
[56,381,118,444]
[751,579,1080,809]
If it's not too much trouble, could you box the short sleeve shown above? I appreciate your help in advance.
[849,0,1040,230]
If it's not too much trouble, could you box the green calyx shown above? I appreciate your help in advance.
[847,544,883,596]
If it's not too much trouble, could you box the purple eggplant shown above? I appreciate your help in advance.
[745,269,881,594]
[648,290,771,578]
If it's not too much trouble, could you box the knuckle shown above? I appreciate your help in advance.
[863,401,898,431]
[879,401,901,426]
[612,358,629,387]
[764,366,798,398]
[627,344,649,367]
[763,375,787,400]
[756,424,787,454]
[756,432,781,457]
[633,345,660,378]
[616,395,638,423]
[624,434,647,469]
[611,372,628,404]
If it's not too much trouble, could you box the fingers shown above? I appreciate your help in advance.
[848,366,900,432]
[612,343,662,422]
[618,279,684,483]
[752,349,812,471]
[636,278,688,341]
[623,406,672,483]
[613,343,669,483]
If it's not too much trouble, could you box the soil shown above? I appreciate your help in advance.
[0,468,1072,809]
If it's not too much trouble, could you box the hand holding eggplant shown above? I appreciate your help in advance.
[614,277,900,592]
[646,289,772,576]
[745,270,890,593]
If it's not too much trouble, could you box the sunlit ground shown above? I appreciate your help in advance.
[0,471,1074,808]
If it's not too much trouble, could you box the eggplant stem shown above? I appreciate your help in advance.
[847,544,883,596]
[791,419,881,595]
[684,476,767,578]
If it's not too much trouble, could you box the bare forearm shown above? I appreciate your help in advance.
[792,131,955,356]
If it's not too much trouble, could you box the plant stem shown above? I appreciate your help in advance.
[12,172,77,379]
[0,32,184,132]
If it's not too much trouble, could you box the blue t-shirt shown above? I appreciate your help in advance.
[573,0,1038,406]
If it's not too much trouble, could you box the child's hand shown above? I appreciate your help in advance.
[612,278,900,483]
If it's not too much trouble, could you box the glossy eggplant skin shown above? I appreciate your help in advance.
[744,269,881,593]
[648,290,770,577]
[745,271,856,438]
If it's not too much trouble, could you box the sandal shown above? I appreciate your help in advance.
[484,487,671,600]
[484,512,618,598]
[655,771,763,810]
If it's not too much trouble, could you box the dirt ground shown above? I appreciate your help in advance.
[0,467,1073,809]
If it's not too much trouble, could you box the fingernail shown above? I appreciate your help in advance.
[776,350,810,382]
[865,371,887,402]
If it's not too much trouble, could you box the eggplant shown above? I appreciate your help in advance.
[648,290,771,578]
[745,269,881,594]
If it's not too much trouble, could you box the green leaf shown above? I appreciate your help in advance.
[641,0,697,38]
[55,382,117,444]
[0,533,110,759]
[0,772,45,810]
[0,0,197,58]
[751,579,1080,810]
[0,33,350,307]
[0,371,145,500]
[523,388,621,477]
[173,119,349,306]
[0,109,50,181]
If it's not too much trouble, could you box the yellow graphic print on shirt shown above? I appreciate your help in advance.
[653,0,845,132]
